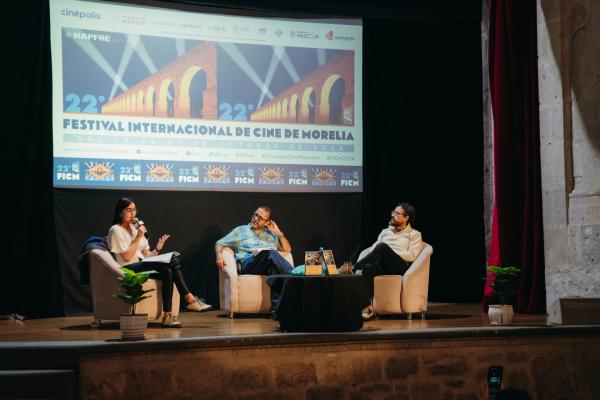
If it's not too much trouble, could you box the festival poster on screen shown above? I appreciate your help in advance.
[50,0,363,192]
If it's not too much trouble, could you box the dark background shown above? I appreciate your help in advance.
[3,0,484,317]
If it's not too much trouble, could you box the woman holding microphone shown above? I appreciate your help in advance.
[108,197,210,327]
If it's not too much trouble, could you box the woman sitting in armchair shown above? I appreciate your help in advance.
[108,197,210,327]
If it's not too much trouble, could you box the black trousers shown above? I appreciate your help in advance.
[355,243,411,300]
[127,254,191,312]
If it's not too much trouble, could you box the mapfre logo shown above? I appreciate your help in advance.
[61,8,101,20]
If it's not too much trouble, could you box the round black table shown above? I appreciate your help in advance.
[267,274,369,332]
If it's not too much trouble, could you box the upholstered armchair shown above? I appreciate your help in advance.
[219,247,293,318]
[88,249,180,327]
[360,242,433,319]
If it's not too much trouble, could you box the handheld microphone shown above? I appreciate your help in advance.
[132,218,149,238]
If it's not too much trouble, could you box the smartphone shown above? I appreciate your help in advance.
[487,366,503,395]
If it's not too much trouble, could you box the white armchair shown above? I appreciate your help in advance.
[89,249,180,327]
[359,242,433,319]
[218,247,293,318]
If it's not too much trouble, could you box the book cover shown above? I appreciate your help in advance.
[322,249,338,275]
[304,251,323,276]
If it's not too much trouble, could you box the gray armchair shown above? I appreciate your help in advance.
[89,249,180,326]
[218,247,293,318]
[361,242,433,319]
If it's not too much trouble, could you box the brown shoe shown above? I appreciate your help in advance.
[337,262,355,275]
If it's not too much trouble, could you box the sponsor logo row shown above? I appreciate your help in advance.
[60,8,356,42]
[55,161,360,187]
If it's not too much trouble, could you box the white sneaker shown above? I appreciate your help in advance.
[186,297,212,312]
[362,305,374,321]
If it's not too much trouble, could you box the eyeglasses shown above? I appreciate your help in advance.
[391,210,405,216]
[253,212,268,222]
[125,208,137,213]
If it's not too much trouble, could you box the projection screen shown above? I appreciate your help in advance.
[49,0,362,191]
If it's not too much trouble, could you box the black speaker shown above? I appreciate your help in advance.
[548,298,600,324]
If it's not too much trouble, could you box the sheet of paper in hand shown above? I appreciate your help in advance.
[141,251,174,263]
[251,247,278,256]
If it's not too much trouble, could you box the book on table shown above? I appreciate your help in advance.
[304,249,338,276]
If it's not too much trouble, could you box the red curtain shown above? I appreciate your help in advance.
[485,0,546,313]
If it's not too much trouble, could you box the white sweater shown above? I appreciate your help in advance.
[359,224,422,262]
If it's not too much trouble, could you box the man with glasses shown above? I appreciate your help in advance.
[338,203,422,320]
[215,206,293,276]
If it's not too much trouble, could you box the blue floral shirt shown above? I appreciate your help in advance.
[217,224,280,261]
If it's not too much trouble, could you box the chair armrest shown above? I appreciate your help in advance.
[221,247,239,278]
[403,243,432,279]
[219,247,239,312]
[402,242,433,312]
[90,249,124,277]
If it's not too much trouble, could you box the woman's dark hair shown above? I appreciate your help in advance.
[112,197,135,225]
[397,202,416,223]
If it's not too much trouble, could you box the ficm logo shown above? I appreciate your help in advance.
[326,31,334,40]
[61,8,101,20]
[146,163,174,182]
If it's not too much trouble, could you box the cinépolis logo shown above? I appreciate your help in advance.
[61,8,101,20]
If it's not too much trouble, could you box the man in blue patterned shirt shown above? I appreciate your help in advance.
[215,206,293,275]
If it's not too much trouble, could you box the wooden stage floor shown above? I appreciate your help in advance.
[0,303,550,343]
[2,303,599,400]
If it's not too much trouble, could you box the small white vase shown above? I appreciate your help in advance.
[119,314,148,340]
[488,305,514,325]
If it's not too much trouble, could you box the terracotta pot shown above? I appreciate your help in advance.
[488,305,514,325]
[119,314,148,340]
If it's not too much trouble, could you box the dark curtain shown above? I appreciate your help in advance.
[363,18,485,302]
[3,0,484,317]
[486,0,545,313]
[3,0,64,318]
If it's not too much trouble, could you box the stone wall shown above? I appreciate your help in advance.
[79,333,600,399]
[538,0,600,314]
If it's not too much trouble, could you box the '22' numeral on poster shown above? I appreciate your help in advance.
[219,103,255,121]
[65,93,106,113]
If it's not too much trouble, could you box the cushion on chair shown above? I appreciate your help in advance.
[373,275,403,314]
[237,275,271,313]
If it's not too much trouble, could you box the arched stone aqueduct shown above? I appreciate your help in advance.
[102,42,218,119]
[101,44,354,126]
[250,51,355,126]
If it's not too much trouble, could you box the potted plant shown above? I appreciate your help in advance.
[113,267,156,340]
[483,266,521,325]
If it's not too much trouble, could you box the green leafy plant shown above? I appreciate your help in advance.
[483,266,521,305]
[112,268,156,315]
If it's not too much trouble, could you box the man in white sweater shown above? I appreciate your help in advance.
[340,203,422,320]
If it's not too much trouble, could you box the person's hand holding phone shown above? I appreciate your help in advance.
[487,366,503,399]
